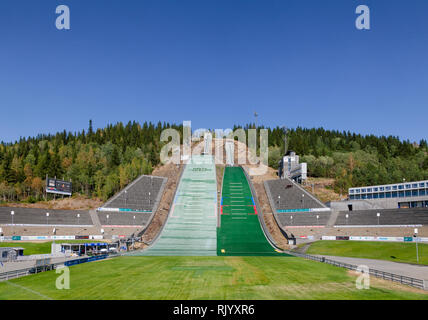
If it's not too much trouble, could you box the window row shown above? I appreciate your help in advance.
[350,182,427,194]
[349,189,428,200]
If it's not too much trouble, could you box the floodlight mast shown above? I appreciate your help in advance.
[254,112,258,129]
[415,228,419,264]
[282,126,289,156]
[11,211,14,235]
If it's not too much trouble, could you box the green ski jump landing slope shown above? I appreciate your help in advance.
[131,155,217,256]
[218,167,284,256]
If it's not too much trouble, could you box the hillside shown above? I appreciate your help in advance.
[0,195,103,210]
[303,177,343,203]
[0,122,426,207]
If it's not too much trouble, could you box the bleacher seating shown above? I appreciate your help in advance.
[264,179,428,240]
[0,207,92,226]
[276,211,331,227]
[335,208,428,226]
[283,226,428,238]
[98,211,151,226]
[102,175,166,211]
[265,179,325,211]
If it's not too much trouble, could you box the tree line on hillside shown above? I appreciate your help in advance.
[0,121,426,202]
[234,124,428,195]
[0,121,182,202]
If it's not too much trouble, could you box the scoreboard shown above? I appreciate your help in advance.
[46,178,72,196]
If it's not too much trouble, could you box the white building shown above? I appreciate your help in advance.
[278,151,307,184]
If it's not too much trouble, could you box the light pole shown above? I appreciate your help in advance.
[11,211,15,235]
[278,195,281,209]
[77,213,80,225]
[149,192,151,208]
[46,212,50,225]
[345,214,349,226]
[414,228,419,264]
[302,194,305,209]
[106,214,109,225]
[316,215,319,226]
[133,215,136,226]
[254,111,258,130]
[290,215,293,226]
[376,212,380,226]
[124,190,127,208]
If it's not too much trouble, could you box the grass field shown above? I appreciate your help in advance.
[306,241,428,265]
[1,256,427,300]
[0,241,103,256]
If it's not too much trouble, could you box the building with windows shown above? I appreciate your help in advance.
[278,151,307,184]
[328,180,428,211]
[0,247,24,262]
[348,180,428,208]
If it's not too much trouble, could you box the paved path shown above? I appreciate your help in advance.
[314,255,428,280]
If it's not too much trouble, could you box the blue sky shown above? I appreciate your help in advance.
[0,0,427,143]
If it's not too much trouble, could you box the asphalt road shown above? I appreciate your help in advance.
[314,255,428,280]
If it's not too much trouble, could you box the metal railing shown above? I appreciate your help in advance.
[0,263,58,282]
[0,253,120,282]
[288,251,427,291]
[0,268,31,281]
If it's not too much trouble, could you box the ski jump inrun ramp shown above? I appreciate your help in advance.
[134,155,218,256]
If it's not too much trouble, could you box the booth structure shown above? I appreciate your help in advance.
[52,242,118,256]
[0,247,24,262]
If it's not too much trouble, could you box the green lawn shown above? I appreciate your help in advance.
[306,241,428,265]
[0,240,104,256]
[0,256,427,300]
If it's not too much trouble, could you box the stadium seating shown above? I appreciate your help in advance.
[101,175,166,212]
[276,211,331,227]
[98,211,151,227]
[0,207,92,226]
[97,175,167,228]
[284,226,428,238]
[335,208,428,226]
[265,178,326,211]
[264,178,331,232]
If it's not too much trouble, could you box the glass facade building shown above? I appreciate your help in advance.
[349,180,428,208]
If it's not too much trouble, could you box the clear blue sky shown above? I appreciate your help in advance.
[0,0,427,143]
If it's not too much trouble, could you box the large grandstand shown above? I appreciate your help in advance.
[265,178,328,212]
[97,174,167,234]
[100,175,166,212]
[264,175,428,241]
[0,207,92,227]
[0,174,168,239]
[335,208,428,227]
